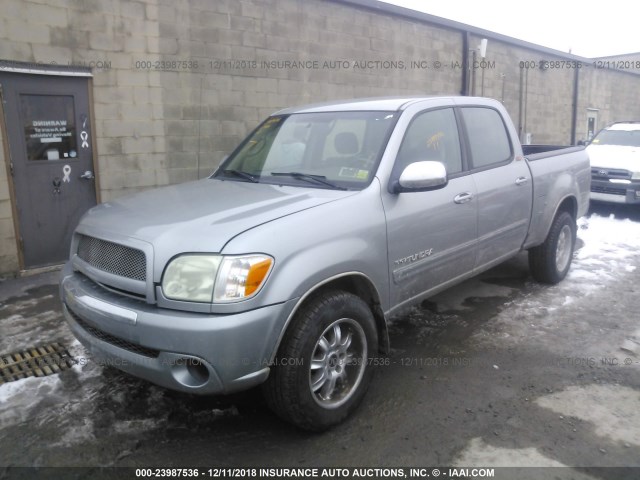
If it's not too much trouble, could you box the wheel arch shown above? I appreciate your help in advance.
[270,272,390,363]
[528,203,577,284]
[555,195,578,220]
[525,193,578,250]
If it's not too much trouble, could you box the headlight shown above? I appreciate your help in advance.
[632,171,640,180]
[162,255,221,302]
[162,254,273,303]
[213,255,274,302]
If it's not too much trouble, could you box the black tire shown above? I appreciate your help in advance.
[263,290,378,431]
[528,211,577,284]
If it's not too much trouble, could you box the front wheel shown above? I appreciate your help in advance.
[263,290,378,431]
[528,210,577,284]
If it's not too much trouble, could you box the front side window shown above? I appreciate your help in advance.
[461,107,512,169]
[215,111,398,190]
[395,108,462,175]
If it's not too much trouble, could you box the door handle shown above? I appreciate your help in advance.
[454,192,473,204]
[515,176,529,186]
[80,170,95,180]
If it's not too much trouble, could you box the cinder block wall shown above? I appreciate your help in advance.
[467,33,576,145]
[578,67,640,138]
[1,0,640,274]
[148,0,464,193]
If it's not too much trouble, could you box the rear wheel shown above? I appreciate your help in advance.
[263,290,378,431]
[528,211,576,284]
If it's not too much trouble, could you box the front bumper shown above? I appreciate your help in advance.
[590,178,640,204]
[60,263,297,395]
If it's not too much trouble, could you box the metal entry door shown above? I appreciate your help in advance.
[587,109,599,141]
[0,72,97,269]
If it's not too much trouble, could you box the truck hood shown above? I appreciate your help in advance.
[587,144,640,172]
[79,179,353,257]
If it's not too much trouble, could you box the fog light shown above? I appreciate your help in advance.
[635,191,640,198]
[186,359,209,384]
[171,357,210,387]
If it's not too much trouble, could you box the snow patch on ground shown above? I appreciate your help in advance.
[454,437,597,477]
[0,374,62,427]
[113,418,160,435]
[52,418,96,447]
[571,214,640,288]
[474,214,640,346]
[67,341,104,380]
[0,302,71,353]
[0,361,120,453]
[536,384,640,451]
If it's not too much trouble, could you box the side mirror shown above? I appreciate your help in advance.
[393,161,448,193]
[577,140,585,146]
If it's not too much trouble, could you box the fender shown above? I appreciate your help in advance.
[268,271,389,363]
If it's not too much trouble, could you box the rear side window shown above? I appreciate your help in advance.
[461,107,512,169]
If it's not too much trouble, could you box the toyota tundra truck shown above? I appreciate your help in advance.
[60,97,590,430]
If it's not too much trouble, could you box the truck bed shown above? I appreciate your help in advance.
[523,145,591,249]
[523,144,585,160]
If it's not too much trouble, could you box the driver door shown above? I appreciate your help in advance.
[382,107,478,310]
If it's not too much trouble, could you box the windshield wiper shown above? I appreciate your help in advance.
[271,172,346,190]
[221,169,259,183]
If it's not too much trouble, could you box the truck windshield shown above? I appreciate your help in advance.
[591,129,640,147]
[214,111,398,189]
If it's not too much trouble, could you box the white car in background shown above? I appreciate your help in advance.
[588,122,640,204]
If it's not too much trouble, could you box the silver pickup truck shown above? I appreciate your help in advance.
[60,97,590,430]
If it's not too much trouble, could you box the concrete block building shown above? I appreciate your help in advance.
[1,0,639,274]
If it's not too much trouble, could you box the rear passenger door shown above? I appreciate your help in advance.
[459,107,533,270]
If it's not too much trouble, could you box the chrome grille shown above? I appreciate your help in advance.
[77,234,146,282]
[591,168,631,180]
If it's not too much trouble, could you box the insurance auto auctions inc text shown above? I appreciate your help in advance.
[251,467,495,478]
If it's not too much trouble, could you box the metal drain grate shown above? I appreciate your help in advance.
[0,343,76,384]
